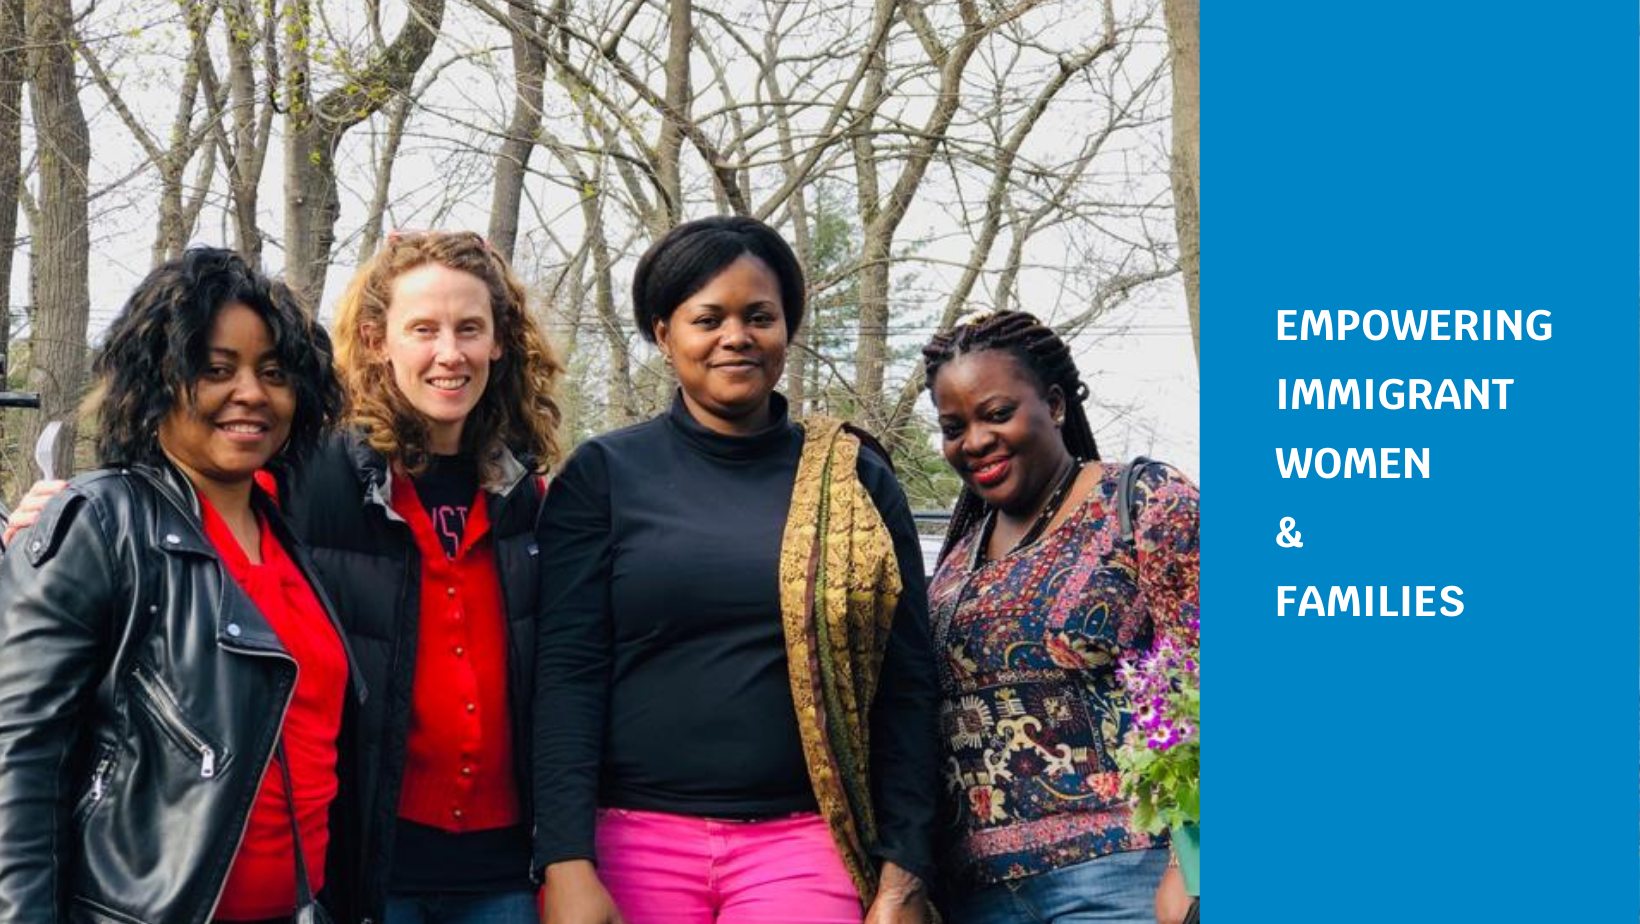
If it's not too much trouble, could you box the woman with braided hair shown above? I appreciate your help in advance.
[921,310,1198,924]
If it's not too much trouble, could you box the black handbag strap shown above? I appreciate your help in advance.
[1117,455,1153,542]
[275,739,316,909]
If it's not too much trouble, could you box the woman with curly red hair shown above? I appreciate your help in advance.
[298,231,563,924]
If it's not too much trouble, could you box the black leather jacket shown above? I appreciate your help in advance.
[0,463,364,924]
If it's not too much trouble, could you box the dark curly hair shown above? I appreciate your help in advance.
[632,216,806,342]
[922,309,1101,564]
[89,247,342,473]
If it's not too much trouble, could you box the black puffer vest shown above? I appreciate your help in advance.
[281,432,544,924]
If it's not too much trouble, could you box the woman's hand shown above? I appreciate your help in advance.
[2,479,66,547]
[541,860,625,924]
[1154,864,1192,924]
[863,862,931,924]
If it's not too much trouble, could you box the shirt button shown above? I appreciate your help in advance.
[453,646,464,657]
[461,765,473,776]
[452,807,464,819]
[446,586,456,597]
[465,702,476,713]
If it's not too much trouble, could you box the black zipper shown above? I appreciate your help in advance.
[73,745,117,819]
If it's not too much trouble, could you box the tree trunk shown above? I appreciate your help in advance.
[152,0,213,265]
[759,5,816,416]
[848,18,888,421]
[22,0,90,473]
[655,0,692,228]
[487,0,544,261]
[282,100,345,305]
[359,95,412,260]
[0,0,25,380]
[580,181,635,426]
[853,1,989,429]
[1164,0,1199,362]
[221,0,270,265]
[283,0,445,306]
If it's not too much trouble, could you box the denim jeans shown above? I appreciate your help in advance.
[948,848,1170,924]
[384,890,537,924]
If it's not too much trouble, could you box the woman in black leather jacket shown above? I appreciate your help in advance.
[0,248,351,924]
[4,233,563,924]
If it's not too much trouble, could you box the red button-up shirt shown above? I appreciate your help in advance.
[391,473,521,832]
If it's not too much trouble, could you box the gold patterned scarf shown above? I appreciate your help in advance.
[778,416,903,908]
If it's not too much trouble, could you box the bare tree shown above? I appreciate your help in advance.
[22,0,90,471]
[1164,0,1198,361]
[282,0,446,304]
[654,0,692,227]
[542,130,639,424]
[452,0,1173,457]
[2,0,1181,498]
[357,93,414,260]
[211,0,280,265]
[77,0,226,265]
[488,0,547,260]
[0,0,25,378]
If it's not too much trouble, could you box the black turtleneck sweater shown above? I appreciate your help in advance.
[533,393,938,881]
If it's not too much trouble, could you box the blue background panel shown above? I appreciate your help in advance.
[1204,4,1639,920]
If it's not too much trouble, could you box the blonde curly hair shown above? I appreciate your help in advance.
[332,231,564,477]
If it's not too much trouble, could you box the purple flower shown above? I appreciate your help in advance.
[1147,722,1182,750]
[1136,706,1161,731]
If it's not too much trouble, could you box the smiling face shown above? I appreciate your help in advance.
[653,254,788,435]
[932,348,1072,516]
[157,302,295,491]
[379,263,502,453]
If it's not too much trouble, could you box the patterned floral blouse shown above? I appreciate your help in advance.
[929,460,1200,886]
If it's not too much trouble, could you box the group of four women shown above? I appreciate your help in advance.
[0,216,1199,924]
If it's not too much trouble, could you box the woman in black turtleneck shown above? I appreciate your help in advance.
[534,217,938,924]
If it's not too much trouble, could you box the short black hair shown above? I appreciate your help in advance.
[632,216,806,342]
[91,247,342,472]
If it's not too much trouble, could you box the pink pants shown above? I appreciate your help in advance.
[594,807,863,923]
